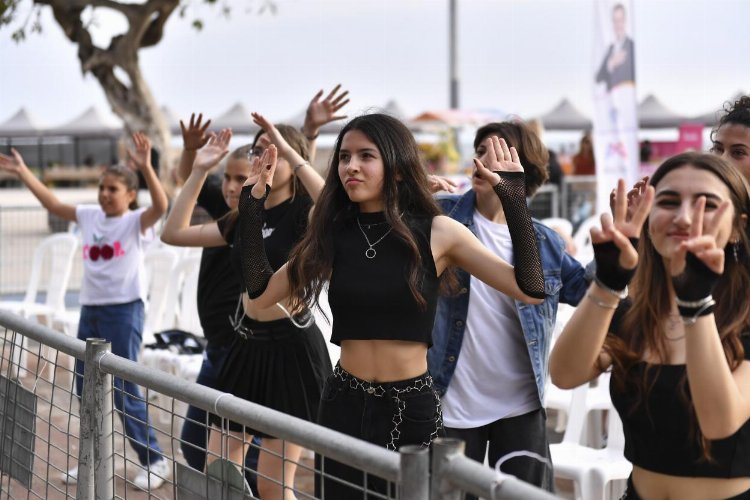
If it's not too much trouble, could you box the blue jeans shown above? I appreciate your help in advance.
[180,342,260,487]
[75,300,163,466]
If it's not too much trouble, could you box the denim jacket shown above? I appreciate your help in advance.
[428,189,588,404]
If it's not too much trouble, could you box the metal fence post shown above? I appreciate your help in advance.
[399,445,429,500]
[430,438,465,500]
[77,338,113,500]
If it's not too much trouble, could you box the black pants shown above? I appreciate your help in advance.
[315,364,444,499]
[445,408,554,499]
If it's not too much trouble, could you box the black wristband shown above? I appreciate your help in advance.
[672,253,720,303]
[592,238,638,292]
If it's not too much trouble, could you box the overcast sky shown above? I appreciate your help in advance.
[1,0,748,128]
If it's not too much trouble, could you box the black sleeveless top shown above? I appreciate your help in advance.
[608,304,750,477]
[220,195,312,279]
[328,212,440,346]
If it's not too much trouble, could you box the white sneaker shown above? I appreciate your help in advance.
[133,459,170,491]
[60,466,78,484]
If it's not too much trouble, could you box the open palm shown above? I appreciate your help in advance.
[303,84,349,133]
[194,128,232,173]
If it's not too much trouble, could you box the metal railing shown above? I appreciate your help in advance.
[0,310,558,499]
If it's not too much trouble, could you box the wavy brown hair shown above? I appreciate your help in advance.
[604,152,750,460]
[286,113,453,314]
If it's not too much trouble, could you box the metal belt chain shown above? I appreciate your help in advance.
[332,366,443,451]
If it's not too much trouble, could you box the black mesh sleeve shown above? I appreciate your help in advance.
[238,184,274,299]
[492,171,545,299]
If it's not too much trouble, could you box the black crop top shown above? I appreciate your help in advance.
[220,194,312,281]
[608,304,750,478]
[327,212,440,346]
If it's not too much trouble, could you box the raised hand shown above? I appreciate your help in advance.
[248,145,278,199]
[473,136,524,186]
[0,148,28,176]
[610,175,649,221]
[592,178,654,272]
[303,84,350,137]
[180,113,212,151]
[194,128,232,173]
[251,112,295,155]
[126,132,152,172]
[671,197,730,279]
[427,175,458,193]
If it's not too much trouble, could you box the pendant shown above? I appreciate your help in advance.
[365,247,377,259]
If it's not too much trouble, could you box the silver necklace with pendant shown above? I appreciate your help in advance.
[356,217,393,259]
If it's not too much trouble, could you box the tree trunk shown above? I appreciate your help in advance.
[37,0,179,188]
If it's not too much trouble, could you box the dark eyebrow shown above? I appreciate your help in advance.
[655,189,723,201]
[714,139,749,149]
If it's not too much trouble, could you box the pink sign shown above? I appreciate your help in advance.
[677,123,704,152]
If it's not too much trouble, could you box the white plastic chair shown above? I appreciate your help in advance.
[550,382,632,500]
[0,233,78,370]
[571,215,600,264]
[545,371,613,440]
[142,247,179,345]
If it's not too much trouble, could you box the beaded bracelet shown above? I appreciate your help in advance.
[586,293,618,310]
[593,278,628,300]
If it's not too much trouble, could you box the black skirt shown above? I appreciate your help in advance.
[210,315,332,437]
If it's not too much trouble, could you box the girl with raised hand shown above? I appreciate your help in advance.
[161,114,331,499]
[550,152,750,500]
[429,121,588,494]
[0,134,170,490]
[237,113,544,498]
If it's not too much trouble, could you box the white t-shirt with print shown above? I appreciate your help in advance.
[75,205,153,306]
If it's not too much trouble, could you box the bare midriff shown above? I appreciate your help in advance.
[339,339,428,382]
[632,466,750,500]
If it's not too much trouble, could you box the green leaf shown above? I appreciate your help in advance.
[191,19,203,30]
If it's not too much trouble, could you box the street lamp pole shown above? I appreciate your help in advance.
[449,0,459,109]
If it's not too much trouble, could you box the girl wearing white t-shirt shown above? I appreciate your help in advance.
[0,134,169,490]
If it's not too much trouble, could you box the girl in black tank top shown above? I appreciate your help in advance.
[550,153,750,500]
[237,113,545,498]
[161,88,349,497]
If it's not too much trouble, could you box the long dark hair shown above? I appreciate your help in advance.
[604,152,750,460]
[287,113,448,314]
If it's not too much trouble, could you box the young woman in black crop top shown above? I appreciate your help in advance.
[161,91,348,498]
[238,113,545,498]
[550,152,750,500]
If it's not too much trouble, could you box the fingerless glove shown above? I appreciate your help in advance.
[238,184,274,299]
[492,171,545,300]
[592,239,638,293]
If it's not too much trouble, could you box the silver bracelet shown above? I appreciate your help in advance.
[593,278,628,299]
[681,299,716,326]
[586,293,619,310]
[293,161,310,173]
[675,295,713,308]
